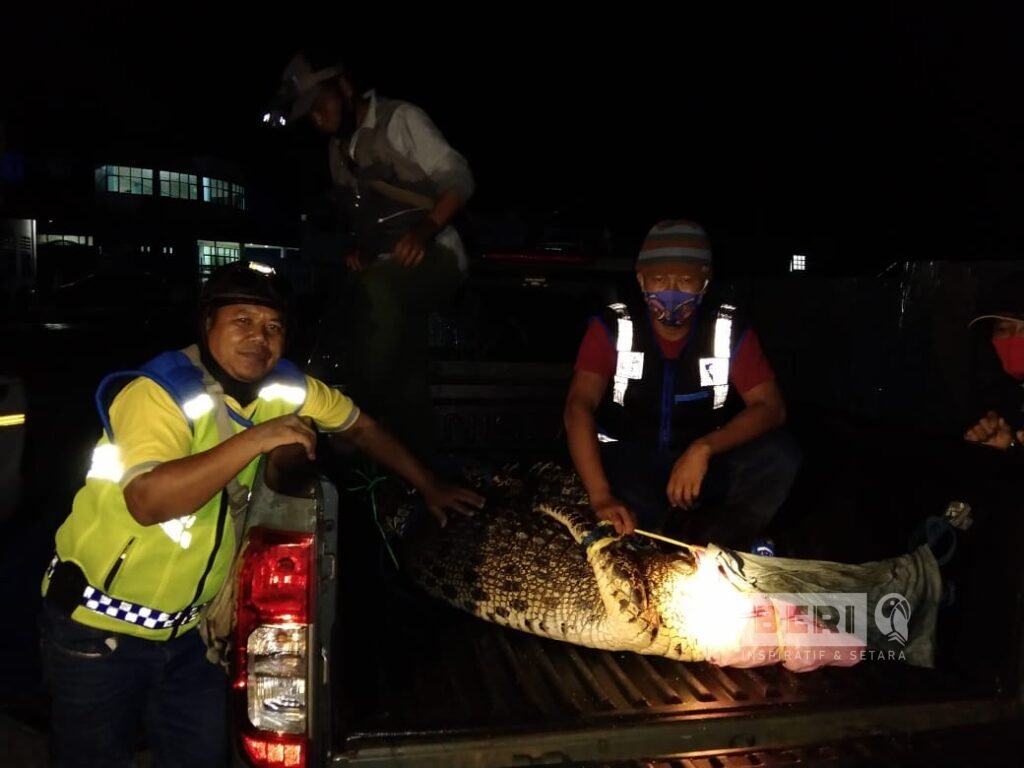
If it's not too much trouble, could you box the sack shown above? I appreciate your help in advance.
[199,538,248,669]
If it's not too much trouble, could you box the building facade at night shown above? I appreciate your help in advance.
[1,134,299,311]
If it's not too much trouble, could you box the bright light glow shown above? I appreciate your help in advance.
[86,444,124,483]
[248,261,276,275]
[159,514,197,549]
[0,413,25,427]
[667,551,757,659]
[182,394,214,420]
[259,384,305,405]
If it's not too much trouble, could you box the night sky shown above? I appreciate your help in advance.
[2,4,1024,273]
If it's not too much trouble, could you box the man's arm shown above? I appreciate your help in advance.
[393,190,466,266]
[422,188,465,235]
[124,415,317,526]
[336,411,484,526]
[564,370,636,534]
[388,104,474,199]
[564,371,611,500]
[667,380,786,508]
[389,104,474,266]
[699,379,786,455]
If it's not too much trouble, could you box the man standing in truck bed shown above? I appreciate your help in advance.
[564,220,801,550]
[268,51,474,465]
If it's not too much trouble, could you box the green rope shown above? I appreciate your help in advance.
[347,469,401,570]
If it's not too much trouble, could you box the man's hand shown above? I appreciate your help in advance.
[345,251,365,272]
[422,481,485,528]
[965,411,1017,450]
[591,494,636,535]
[250,415,318,461]
[667,440,712,509]
[393,220,438,267]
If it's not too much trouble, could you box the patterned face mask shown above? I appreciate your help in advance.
[643,289,702,326]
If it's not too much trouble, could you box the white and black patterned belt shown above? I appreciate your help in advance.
[47,554,206,631]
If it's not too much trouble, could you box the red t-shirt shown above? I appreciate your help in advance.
[574,316,775,395]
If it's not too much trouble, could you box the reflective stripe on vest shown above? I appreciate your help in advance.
[610,303,644,406]
[46,555,206,631]
[83,370,305,489]
[183,394,215,420]
[86,443,124,483]
[611,301,737,411]
[83,368,309,551]
[54,352,309,640]
[258,383,306,405]
[699,303,736,410]
[82,440,201,550]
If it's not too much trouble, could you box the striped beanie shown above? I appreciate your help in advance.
[637,220,712,267]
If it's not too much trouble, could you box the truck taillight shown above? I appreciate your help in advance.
[233,527,314,767]
[242,733,306,768]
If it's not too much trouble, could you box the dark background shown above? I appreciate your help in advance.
[3,4,1024,274]
[3,6,1024,761]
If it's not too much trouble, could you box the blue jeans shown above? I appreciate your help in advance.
[600,429,802,549]
[41,605,227,768]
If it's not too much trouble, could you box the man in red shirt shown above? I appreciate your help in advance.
[563,220,800,550]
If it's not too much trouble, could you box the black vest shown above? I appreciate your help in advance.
[329,98,442,257]
[594,299,747,452]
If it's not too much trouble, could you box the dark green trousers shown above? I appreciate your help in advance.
[346,245,463,462]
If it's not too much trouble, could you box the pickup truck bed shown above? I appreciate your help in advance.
[322,404,1024,767]
[294,262,1024,767]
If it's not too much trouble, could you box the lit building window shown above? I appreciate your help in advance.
[95,166,153,195]
[38,234,94,246]
[160,171,198,200]
[197,240,241,280]
[162,246,176,255]
[790,254,807,272]
[203,177,229,204]
[203,177,245,209]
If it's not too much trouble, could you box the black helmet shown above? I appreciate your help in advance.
[200,261,291,315]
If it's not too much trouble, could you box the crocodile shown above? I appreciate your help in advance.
[398,462,942,671]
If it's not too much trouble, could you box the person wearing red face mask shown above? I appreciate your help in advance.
[563,220,800,550]
[965,273,1024,452]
